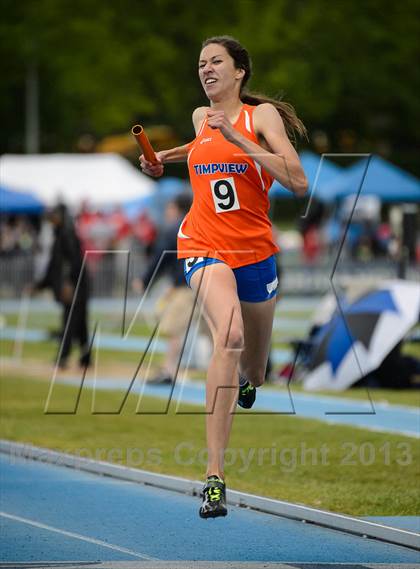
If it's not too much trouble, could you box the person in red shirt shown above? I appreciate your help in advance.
[140,35,307,518]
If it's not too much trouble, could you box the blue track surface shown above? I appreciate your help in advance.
[53,375,420,438]
[1,327,293,365]
[1,453,419,564]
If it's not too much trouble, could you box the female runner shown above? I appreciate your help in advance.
[140,35,308,518]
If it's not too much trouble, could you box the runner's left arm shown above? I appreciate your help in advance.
[207,104,308,196]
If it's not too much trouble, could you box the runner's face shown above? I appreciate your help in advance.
[198,44,244,101]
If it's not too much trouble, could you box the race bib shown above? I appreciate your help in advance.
[210,177,240,213]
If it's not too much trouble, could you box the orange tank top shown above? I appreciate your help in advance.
[177,104,279,268]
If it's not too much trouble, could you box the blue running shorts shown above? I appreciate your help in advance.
[183,255,278,303]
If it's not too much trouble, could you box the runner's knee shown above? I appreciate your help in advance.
[214,324,244,352]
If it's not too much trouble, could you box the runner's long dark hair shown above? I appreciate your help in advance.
[202,36,307,145]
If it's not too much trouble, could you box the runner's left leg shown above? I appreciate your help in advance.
[239,296,277,388]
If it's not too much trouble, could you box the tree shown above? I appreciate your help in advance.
[1,0,418,175]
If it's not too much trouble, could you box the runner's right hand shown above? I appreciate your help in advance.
[139,151,164,177]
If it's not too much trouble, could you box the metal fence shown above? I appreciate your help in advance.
[1,252,418,299]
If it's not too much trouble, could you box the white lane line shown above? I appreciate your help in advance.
[0,511,159,561]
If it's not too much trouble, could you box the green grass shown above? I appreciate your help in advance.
[0,373,419,516]
[4,313,61,329]
[276,310,312,319]
[403,342,420,359]
[3,312,154,337]
[2,335,419,408]
[1,339,164,368]
[270,383,420,408]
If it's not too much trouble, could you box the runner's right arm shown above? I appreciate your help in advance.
[140,147,188,177]
[140,107,208,177]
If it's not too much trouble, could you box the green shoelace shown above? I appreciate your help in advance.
[208,486,222,502]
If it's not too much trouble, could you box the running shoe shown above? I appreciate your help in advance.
[149,372,173,385]
[79,351,91,369]
[199,475,227,518]
[237,381,256,409]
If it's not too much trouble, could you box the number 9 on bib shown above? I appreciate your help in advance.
[210,177,240,213]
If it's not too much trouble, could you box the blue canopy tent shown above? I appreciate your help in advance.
[321,155,420,203]
[270,151,343,199]
[123,194,154,220]
[123,177,189,221]
[0,185,45,214]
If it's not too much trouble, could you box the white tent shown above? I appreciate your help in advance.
[0,153,156,207]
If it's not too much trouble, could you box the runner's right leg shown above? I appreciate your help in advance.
[190,262,243,481]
